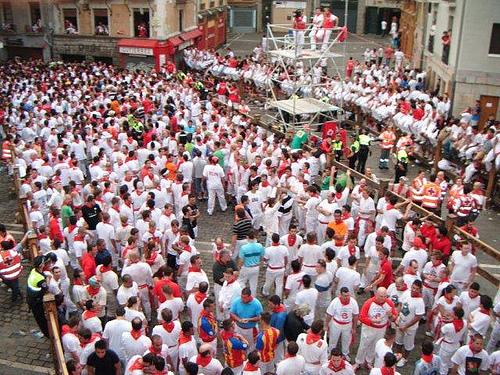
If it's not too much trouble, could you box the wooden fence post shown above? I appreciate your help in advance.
[43,294,69,375]
[485,168,497,207]
[445,214,457,239]
[27,233,39,260]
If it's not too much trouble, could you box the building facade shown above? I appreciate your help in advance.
[0,0,228,69]
[421,0,500,120]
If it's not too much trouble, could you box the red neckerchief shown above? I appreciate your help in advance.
[83,310,97,320]
[61,325,74,337]
[243,362,259,372]
[67,224,77,233]
[469,343,481,355]
[80,333,101,348]
[422,354,433,363]
[130,329,142,340]
[479,308,491,316]
[261,181,270,188]
[347,244,356,256]
[182,244,192,253]
[178,332,192,345]
[305,330,322,344]
[38,233,48,240]
[128,358,144,371]
[148,345,162,355]
[145,251,158,266]
[162,321,175,333]
[328,359,346,372]
[226,275,238,285]
[381,367,395,375]
[406,267,416,275]
[272,304,286,313]
[272,242,280,246]
[188,266,202,273]
[86,285,100,296]
[73,278,83,286]
[411,291,422,298]
[339,296,350,306]
[452,319,464,332]
[288,234,297,247]
[194,291,207,304]
[386,204,395,210]
[99,264,112,273]
[196,354,212,367]
[335,192,342,200]
[285,353,296,359]
[342,212,351,220]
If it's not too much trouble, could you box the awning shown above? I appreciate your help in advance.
[180,29,203,41]
[117,39,159,48]
[168,36,183,48]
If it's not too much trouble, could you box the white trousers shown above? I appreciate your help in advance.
[317,222,328,244]
[207,187,227,215]
[309,27,318,50]
[278,214,292,236]
[236,325,257,351]
[355,325,385,365]
[238,266,260,296]
[322,29,333,51]
[329,320,352,356]
[262,268,285,298]
[293,30,305,55]
[138,287,151,321]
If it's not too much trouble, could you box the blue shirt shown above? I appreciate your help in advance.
[239,241,264,267]
[270,310,287,343]
[230,297,263,329]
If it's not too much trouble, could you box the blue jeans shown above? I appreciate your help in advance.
[193,178,206,196]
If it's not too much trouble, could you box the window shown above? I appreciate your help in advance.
[219,0,224,6]
[93,8,109,35]
[63,8,78,34]
[179,9,183,32]
[133,8,150,37]
[489,23,500,55]
[200,2,206,11]
[0,2,14,31]
[29,2,41,30]
[210,1,215,8]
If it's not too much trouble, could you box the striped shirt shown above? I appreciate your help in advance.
[232,219,253,240]
[0,248,23,280]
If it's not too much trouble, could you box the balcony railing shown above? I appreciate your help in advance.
[25,25,44,33]
[0,23,16,34]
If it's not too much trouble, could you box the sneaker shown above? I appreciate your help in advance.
[425,330,434,337]
[396,358,407,367]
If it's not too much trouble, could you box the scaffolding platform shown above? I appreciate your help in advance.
[269,98,341,115]
[268,49,343,60]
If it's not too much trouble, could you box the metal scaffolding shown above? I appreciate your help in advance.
[262,21,348,133]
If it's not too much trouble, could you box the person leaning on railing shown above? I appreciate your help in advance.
[27,254,50,337]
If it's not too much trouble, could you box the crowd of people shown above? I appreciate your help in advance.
[0,20,498,375]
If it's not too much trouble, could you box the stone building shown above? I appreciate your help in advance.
[420,0,500,121]
[1,0,228,69]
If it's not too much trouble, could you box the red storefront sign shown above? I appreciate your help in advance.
[117,38,169,71]
[217,14,226,46]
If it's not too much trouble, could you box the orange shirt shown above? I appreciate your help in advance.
[327,220,348,246]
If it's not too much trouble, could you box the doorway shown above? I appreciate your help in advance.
[479,95,499,130]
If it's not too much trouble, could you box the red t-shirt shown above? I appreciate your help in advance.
[379,259,394,288]
[432,235,452,256]
[153,278,182,303]
[420,224,437,244]
[322,121,337,139]
[81,253,96,281]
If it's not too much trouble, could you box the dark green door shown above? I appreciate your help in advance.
[365,6,379,34]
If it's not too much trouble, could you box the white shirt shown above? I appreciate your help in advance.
[459,291,481,318]
[335,267,361,294]
[102,318,132,360]
[264,244,289,269]
[295,288,319,325]
[82,314,103,334]
[451,345,490,375]
[186,293,206,328]
[296,332,328,371]
[189,355,224,375]
[374,338,393,368]
[157,297,185,321]
[380,208,402,231]
[117,283,139,305]
[337,245,360,267]
[121,332,151,363]
[121,262,153,287]
[326,296,359,324]
[62,332,81,362]
[450,251,477,283]
[186,269,209,292]
[469,307,492,337]
[277,354,306,375]
[397,294,425,330]
[285,271,305,300]
[178,336,198,373]
[151,320,182,349]
[203,164,225,189]
[298,243,323,275]
[400,248,428,274]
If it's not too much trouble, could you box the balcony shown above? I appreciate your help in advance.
[0,24,16,35]
[25,25,44,34]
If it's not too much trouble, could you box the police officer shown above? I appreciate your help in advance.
[27,255,49,337]
[357,129,372,174]
[333,134,343,161]
[347,137,360,169]
[394,147,409,183]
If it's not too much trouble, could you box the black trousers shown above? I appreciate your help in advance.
[357,146,369,174]
[28,301,49,338]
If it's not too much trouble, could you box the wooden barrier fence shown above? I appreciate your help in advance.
[44,294,69,375]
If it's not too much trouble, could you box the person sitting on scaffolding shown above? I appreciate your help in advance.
[309,7,324,51]
[321,8,339,52]
[293,9,307,56]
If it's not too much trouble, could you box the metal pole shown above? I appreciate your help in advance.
[344,0,348,28]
